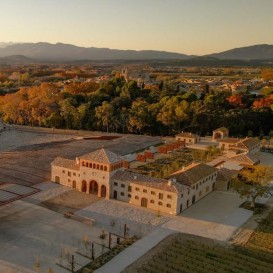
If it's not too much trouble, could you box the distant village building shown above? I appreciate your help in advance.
[219,137,260,155]
[212,127,229,141]
[51,148,218,215]
[175,132,200,144]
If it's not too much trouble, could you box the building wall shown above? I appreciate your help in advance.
[176,136,200,144]
[176,171,217,213]
[111,179,178,215]
[51,165,80,189]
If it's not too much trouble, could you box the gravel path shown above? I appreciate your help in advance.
[76,199,171,237]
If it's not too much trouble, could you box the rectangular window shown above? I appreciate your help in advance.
[62,170,65,174]
[68,171,71,177]
[135,196,139,200]
[120,192,124,196]
[167,194,172,199]
[128,194,131,198]
[128,186,132,192]
[150,200,154,204]
[143,189,147,193]
[151,191,156,195]
[135,187,140,191]
[199,191,202,197]
[73,173,76,176]
[166,204,171,208]
[114,182,118,186]
[159,193,163,200]
[121,184,125,188]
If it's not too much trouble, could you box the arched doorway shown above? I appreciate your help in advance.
[101,185,107,198]
[141,198,148,207]
[89,180,98,195]
[212,183,216,190]
[113,190,117,199]
[192,195,196,204]
[55,176,60,183]
[82,180,87,193]
[180,204,183,213]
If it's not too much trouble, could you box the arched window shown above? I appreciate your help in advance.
[104,166,107,171]
[82,161,85,166]
[158,201,163,206]
[100,165,103,170]
[96,164,99,169]
[89,163,92,168]
[93,163,96,168]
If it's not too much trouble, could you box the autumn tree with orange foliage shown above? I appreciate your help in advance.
[252,94,273,109]
[227,95,243,106]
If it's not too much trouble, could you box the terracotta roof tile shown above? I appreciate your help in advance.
[112,170,183,193]
[168,163,218,186]
[51,157,80,171]
[176,132,198,138]
[80,148,124,164]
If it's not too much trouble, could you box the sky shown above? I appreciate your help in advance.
[0,0,272,55]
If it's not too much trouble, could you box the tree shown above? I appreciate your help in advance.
[95,101,114,132]
[232,165,273,207]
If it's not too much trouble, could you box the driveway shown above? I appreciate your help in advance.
[162,190,253,241]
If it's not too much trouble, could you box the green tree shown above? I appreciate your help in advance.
[95,101,114,132]
[232,165,273,207]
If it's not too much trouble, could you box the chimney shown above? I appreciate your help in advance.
[168,179,173,186]
[134,175,137,180]
[76,157,80,165]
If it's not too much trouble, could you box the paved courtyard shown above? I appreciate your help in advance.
[95,190,253,273]
[163,190,253,241]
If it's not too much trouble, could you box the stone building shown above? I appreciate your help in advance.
[51,148,218,215]
[212,127,229,141]
[175,132,200,144]
[219,137,260,155]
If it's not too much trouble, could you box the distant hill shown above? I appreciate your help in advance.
[0,42,191,61]
[0,55,34,64]
[0,42,273,62]
[207,44,273,60]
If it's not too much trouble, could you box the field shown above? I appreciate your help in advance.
[244,209,273,258]
[124,233,273,273]
[124,206,273,273]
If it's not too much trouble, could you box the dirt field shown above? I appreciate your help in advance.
[0,128,161,187]
[39,189,101,214]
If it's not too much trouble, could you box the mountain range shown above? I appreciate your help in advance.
[0,42,272,62]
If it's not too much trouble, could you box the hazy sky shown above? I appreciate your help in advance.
[0,0,272,55]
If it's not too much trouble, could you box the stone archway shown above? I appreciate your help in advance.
[89,180,98,195]
[101,185,107,198]
[55,176,60,183]
[141,198,148,207]
[81,180,87,193]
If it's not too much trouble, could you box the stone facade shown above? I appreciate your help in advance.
[51,148,218,215]
[175,132,200,144]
